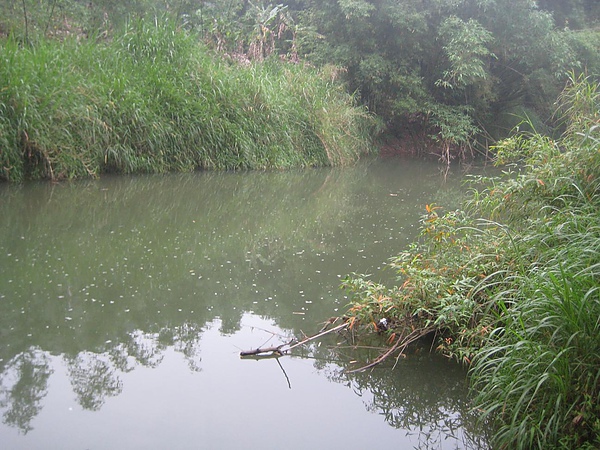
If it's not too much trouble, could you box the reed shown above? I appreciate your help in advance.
[0,17,374,182]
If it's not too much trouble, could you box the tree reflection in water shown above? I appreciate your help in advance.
[0,321,489,448]
[67,352,123,411]
[0,348,52,434]
[0,323,206,433]
[340,361,487,449]
[303,336,489,449]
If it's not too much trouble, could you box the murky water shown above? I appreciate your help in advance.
[0,158,488,449]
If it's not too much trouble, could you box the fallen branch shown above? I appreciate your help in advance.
[240,321,348,358]
[345,326,435,373]
[239,344,287,357]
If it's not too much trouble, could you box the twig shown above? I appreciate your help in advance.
[276,358,291,389]
[240,322,348,358]
[240,344,287,357]
[286,322,348,351]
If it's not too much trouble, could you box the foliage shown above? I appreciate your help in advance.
[436,16,495,91]
[0,17,374,182]
[288,0,598,157]
[2,1,599,159]
[342,206,516,364]
[342,75,600,448]
[537,0,600,29]
[468,75,600,449]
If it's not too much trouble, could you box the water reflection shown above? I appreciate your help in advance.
[316,347,488,449]
[0,348,52,433]
[0,159,487,448]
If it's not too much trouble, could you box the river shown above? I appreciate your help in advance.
[0,157,489,449]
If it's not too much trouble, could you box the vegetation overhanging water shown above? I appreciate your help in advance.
[343,76,600,449]
[0,18,374,182]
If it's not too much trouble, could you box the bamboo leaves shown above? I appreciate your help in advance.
[436,16,495,90]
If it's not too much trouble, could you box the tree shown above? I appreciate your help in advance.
[294,0,595,156]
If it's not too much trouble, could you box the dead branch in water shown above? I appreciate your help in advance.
[240,322,348,358]
[239,344,287,357]
[345,326,435,373]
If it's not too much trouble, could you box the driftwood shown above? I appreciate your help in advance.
[239,345,287,357]
[240,322,348,358]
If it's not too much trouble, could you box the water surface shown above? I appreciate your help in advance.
[0,158,488,449]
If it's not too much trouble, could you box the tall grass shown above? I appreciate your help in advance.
[469,76,600,449]
[0,17,374,182]
[472,203,600,449]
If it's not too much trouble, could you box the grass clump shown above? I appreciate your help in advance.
[0,17,374,182]
[342,74,600,448]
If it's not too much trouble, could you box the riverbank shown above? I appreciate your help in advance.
[0,18,375,182]
[342,75,600,449]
